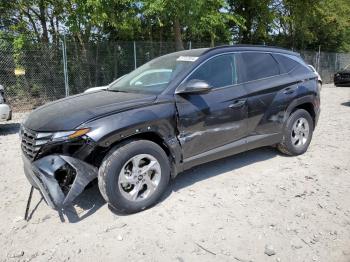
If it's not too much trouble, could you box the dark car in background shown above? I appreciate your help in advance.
[20,45,320,214]
[334,64,350,86]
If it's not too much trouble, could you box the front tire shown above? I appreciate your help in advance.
[277,109,314,156]
[98,140,171,213]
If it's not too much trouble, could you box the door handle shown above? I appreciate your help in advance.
[229,99,246,108]
[283,87,295,95]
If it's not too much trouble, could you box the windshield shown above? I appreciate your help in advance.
[108,49,207,94]
[344,64,350,70]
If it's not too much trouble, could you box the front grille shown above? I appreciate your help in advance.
[21,127,52,160]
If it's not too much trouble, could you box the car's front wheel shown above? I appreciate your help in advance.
[98,140,171,213]
[277,109,314,156]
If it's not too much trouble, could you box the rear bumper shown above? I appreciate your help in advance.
[334,82,350,87]
[22,154,98,209]
[0,104,11,121]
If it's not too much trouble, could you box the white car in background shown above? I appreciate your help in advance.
[84,75,127,93]
[84,70,172,93]
[308,65,322,89]
[0,84,12,122]
[84,85,109,93]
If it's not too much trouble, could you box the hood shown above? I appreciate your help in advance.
[336,69,350,74]
[24,91,157,131]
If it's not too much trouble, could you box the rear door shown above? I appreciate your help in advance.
[240,52,297,136]
[175,53,248,159]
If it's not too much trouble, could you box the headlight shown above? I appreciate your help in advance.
[51,128,91,142]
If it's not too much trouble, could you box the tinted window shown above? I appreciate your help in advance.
[186,54,238,88]
[273,54,299,73]
[241,52,279,82]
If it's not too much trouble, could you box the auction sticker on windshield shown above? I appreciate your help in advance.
[176,56,198,62]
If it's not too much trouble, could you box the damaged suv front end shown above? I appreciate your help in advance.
[19,87,161,211]
[20,126,98,209]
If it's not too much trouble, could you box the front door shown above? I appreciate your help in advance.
[175,53,248,160]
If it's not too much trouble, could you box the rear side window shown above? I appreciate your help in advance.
[186,54,239,88]
[241,52,279,82]
[273,54,299,73]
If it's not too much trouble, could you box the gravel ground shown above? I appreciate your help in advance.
[0,85,349,262]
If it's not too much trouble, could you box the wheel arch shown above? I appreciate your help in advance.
[81,102,182,177]
[291,103,316,127]
[90,131,181,177]
[285,96,316,128]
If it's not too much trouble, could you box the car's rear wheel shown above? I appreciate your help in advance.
[277,109,314,156]
[98,139,170,213]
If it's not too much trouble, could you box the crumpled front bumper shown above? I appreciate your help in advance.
[22,154,98,209]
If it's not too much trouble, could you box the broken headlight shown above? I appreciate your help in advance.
[51,128,91,142]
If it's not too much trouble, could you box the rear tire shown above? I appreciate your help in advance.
[98,140,170,214]
[277,109,314,156]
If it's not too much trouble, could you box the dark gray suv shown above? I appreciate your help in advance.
[21,45,320,214]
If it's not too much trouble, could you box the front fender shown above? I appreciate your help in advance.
[79,101,182,170]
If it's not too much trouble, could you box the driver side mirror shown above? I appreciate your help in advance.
[176,80,212,94]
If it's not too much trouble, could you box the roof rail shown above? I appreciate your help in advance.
[203,44,300,56]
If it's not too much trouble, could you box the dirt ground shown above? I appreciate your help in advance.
[0,85,349,262]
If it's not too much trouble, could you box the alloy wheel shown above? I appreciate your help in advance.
[118,154,161,202]
[291,117,310,147]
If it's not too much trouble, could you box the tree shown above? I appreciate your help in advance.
[142,0,244,49]
[228,0,275,44]
[0,0,349,51]
[190,0,245,46]
[268,0,350,51]
[141,0,197,50]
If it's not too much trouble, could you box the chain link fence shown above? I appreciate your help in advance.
[300,50,350,84]
[1,40,349,112]
[0,42,65,111]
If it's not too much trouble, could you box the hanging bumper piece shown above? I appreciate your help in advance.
[22,154,98,209]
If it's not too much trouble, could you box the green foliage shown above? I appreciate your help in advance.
[271,0,350,52]
[228,0,276,44]
[0,0,349,51]
[191,0,245,45]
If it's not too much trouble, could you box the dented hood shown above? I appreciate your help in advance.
[24,90,157,131]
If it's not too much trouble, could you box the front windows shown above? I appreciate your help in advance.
[185,54,239,88]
